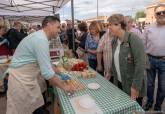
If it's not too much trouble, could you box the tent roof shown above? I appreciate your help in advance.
[2,15,57,23]
[0,0,69,16]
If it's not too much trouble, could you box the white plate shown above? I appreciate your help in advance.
[87,83,100,90]
[78,97,96,109]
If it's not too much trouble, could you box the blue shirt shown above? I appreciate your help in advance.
[85,33,99,60]
[10,30,55,80]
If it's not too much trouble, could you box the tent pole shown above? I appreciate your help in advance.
[71,0,75,52]
[97,0,98,20]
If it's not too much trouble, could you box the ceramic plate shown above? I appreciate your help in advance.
[87,83,100,90]
[78,97,96,109]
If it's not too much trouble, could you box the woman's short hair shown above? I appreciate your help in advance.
[89,21,101,33]
[42,16,60,28]
[107,14,127,30]
[78,22,88,32]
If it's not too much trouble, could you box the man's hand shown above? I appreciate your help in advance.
[63,84,75,94]
[131,87,139,100]
[49,76,76,94]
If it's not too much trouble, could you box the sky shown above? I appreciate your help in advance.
[57,0,159,20]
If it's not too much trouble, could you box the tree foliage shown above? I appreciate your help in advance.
[135,11,146,19]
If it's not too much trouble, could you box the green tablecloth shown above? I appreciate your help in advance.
[54,72,144,114]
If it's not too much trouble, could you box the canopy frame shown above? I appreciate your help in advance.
[0,0,69,16]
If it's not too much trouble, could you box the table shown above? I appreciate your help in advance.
[54,72,144,114]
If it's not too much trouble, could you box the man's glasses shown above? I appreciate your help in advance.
[156,10,165,16]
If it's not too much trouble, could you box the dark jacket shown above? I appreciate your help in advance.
[111,31,147,97]
[6,28,25,49]
[79,32,88,49]
[66,28,77,50]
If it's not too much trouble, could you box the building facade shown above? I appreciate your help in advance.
[83,16,109,25]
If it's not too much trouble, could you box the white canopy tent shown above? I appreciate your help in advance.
[0,0,70,22]
[0,0,70,16]
[0,0,76,51]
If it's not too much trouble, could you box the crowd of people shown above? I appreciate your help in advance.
[0,21,43,57]
[58,3,165,112]
[0,2,164,114]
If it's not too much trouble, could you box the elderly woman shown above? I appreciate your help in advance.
[85,21,101,70]
[108,14,146,105]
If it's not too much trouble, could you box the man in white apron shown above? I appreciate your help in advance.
[6,16,75,114]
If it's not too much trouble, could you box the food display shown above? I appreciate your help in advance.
[67,58,84,64]
[68,71,82,78]
[81,70,96,78]
[55,58,96,79]
[71,62,88,71]
[64,79,85,91]
[67,70,96,79]
[59,72,85,91]
[61,58,88,71]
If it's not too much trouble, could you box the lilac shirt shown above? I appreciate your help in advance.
[130,28,143,39]
[142,24,165,56]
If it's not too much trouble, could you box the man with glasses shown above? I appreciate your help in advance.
[143,3,165,111]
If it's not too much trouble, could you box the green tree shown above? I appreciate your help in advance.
[135,11,146,19]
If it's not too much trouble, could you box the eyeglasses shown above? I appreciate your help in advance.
[156,10,165,16]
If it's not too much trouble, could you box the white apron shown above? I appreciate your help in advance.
[6,63,44,114]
